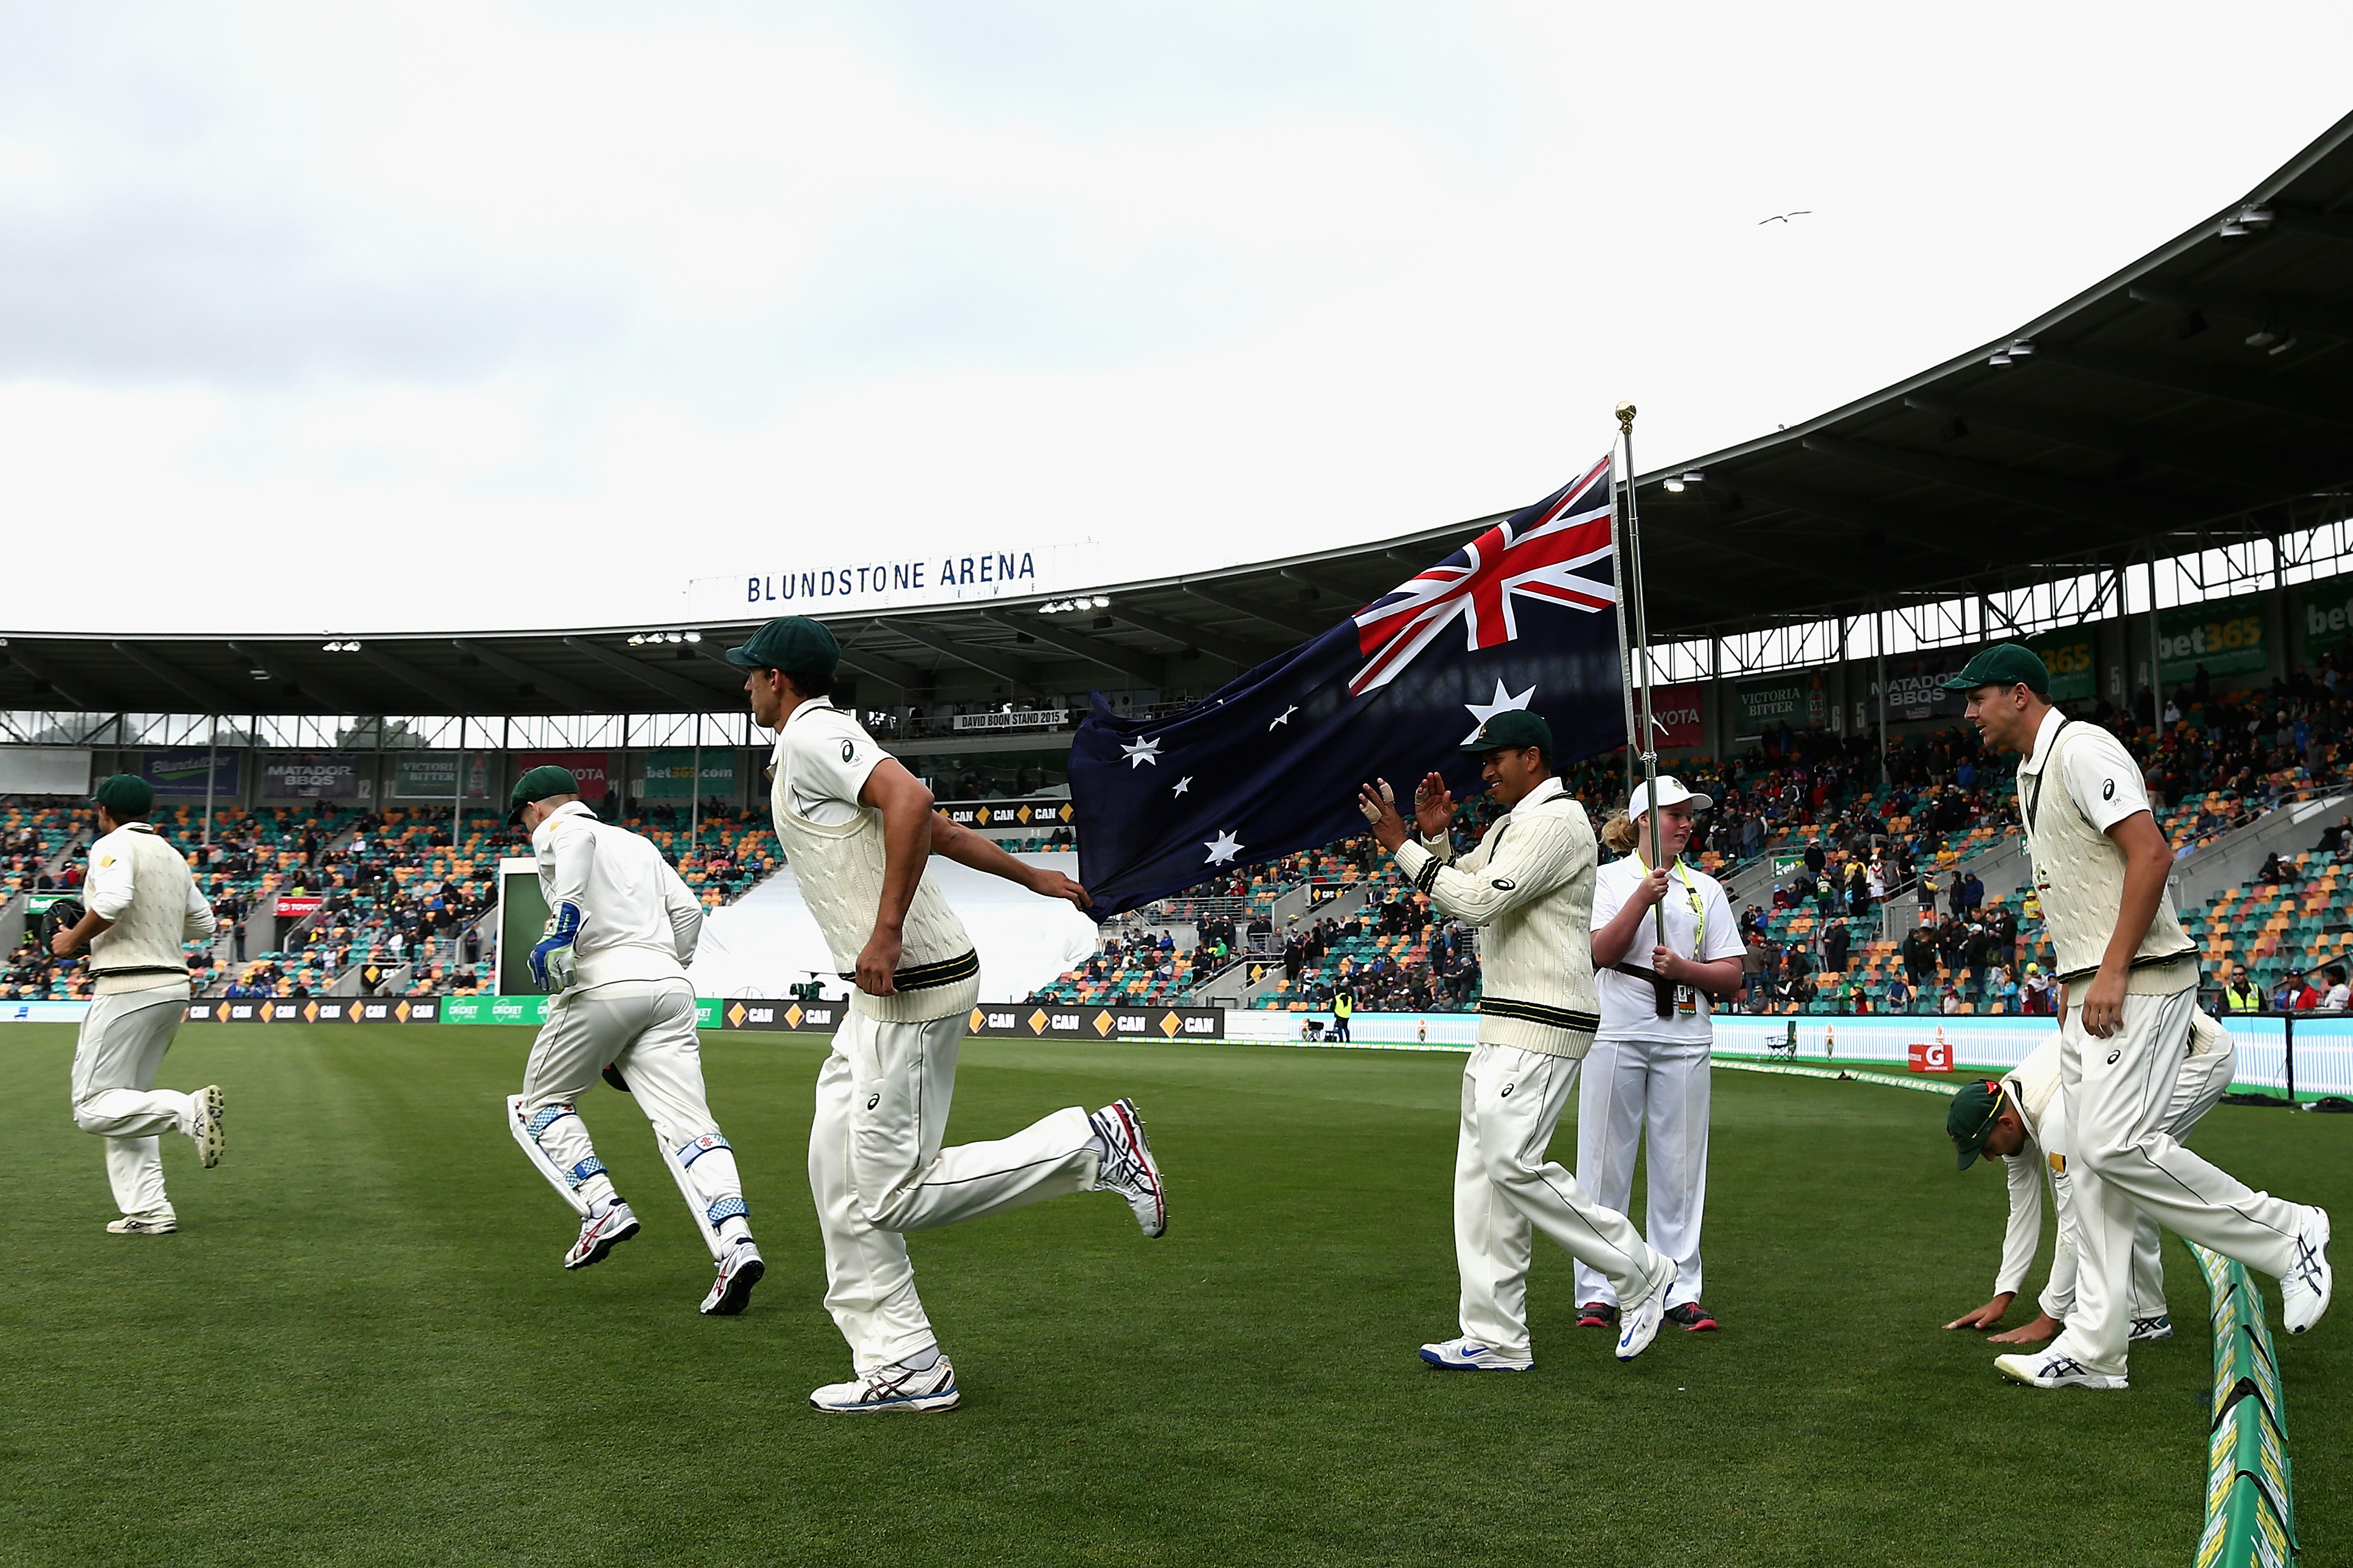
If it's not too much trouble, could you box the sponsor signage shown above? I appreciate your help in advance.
[440,994,554,1026]
[2296,573,2353,661]
[2158,593,2268,682]
[935,799,1077,832]
[733,550,1039,609]
[274,895,324,919]
[519,752,609,800]
[2026,632,2098,703]
[1640,683,1704,750]
[1734,672,1828,737]
[950,710,1070,733]
[263,754,359,799]
[635,749,738,801]
[710,999,1225,1041]
[185,996,443,1024]
[969,1004,1227,1041]
[140,750,241,799]
[1907,1039,1955,1072]
[392,751,491,801]
[1877,655,1966,723]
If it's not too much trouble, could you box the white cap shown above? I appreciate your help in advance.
[1628,775,1713,820]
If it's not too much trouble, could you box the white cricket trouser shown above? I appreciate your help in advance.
[70,983,197,1218]
[1571,1034,1710,1309]
[518,979,747,1239]
[2036,1035,2235,1323]
[809,1008,1098,1373]
[1454,1043,1662,1358]
[2054,987,2303,1376]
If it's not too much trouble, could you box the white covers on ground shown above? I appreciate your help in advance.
[687,852,1097,1003]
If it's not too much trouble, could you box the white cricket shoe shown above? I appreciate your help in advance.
[106,1211,176,1235]
[2129,1314,2174,1343]
[1995,1350,2127,1390]
[809,1353,960,1414]
[1418,1338,1532,1372]
[1090,1098,1167,1238]
[564,1201,640,1270]
[189,1085,224,1169]
[2282,1206,2333,1335]
[700,1237,765,1316]
[1615,1252,1676,1363]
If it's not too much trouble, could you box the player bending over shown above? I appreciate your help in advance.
[1952,644,2329,1390]
[505,765,766,1316]
[49,774,223,1233]
[731,616,1166,1415]
[1942,1015,2234,1347]
[1359,710,1677,1371]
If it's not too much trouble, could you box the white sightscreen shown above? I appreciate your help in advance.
[0,748,91,796]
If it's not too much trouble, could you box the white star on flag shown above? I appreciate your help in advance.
[1120,737,1162,768]
[1203,829,1243,865]
[1269,705,1298,730]
[1173,776,1192,796]
[1461,679,1537,745]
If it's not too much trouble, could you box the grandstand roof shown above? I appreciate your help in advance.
[7,112,2353,717]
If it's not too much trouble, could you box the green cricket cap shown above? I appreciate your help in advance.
[724,615,840,675]
[91,773,154,817]
[1461,709,1553,756]
[1947,1079,2009,1170]
[1941,643,2050,697]
[508,765,581,824]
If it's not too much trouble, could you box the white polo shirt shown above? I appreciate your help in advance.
[1591,852,1742,1045]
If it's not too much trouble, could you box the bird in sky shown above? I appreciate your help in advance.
[1758,211,1813,225]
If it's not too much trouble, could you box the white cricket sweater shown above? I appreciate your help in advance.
[768,712,979,1023]
[85,821,217,996]
[530,802,704,989]
[1390,777,1602,1058]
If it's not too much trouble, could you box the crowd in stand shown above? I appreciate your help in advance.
[3,798,785,1004]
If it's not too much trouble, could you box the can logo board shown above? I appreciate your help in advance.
[1907,1041,1953,1072]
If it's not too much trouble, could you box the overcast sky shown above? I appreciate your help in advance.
[2,2,2349,637]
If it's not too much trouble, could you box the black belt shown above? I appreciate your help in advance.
[2054,948,2199,986]
[1477,995,1601,1034]
[838,948,980,992]
[92,964,188,979]
[1609,961,1678,1018]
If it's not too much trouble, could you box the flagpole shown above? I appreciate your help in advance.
[1617,401,1666,992]
[1609,438,1640,803]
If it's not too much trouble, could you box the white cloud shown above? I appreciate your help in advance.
[0,0,2348,634]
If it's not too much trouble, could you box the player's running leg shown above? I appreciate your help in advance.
[807,1018,956,1413]
[847,1011,1104,1235]
[612,981,764,1314]
[69,985,218,1230]
[513,991,638,1269]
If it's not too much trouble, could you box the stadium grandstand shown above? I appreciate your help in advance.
[10,114,2353,1032]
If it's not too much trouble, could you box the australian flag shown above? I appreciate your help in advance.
[1070,455,1626,916]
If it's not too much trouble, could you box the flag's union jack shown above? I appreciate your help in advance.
[1346,456,1617,696]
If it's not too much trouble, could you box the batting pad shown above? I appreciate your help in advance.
[507,1094,592,1219]
[654,1133,727,1261]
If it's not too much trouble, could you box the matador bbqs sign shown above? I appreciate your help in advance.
[716,998,1224,1041]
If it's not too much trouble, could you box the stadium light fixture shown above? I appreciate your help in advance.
[2219,203,2274,238]
[628,634,645,645]
[1663,477,1682,492]
[1093,595,1111,609]
[684,631,701,643]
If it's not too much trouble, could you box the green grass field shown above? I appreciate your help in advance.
[1,1023,2346,1567]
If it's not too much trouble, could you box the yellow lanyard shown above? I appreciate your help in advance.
[1633,851,1705,955]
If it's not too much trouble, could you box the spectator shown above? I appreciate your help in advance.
[2020,964,2053,1015]
[1885,975,1913,1014]
[2324,966,2351,1012]
[1823,922,1851,975]
[2220,964,2262,1014]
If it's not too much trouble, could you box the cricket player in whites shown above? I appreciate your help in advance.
[504,765,766,1316]
[1359,710,1678,1370]
[731,616,1166,1415]
[1944,1012,2236,1347]
[48,773,223,1232]
[1576,776,1745,1335]
[1953,644,2330,1389]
